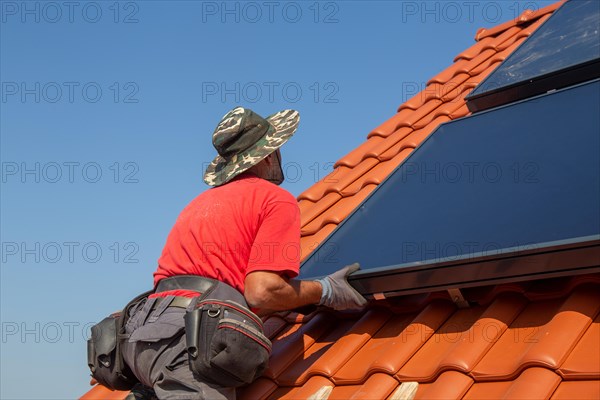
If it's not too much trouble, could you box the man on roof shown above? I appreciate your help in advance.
[122,107,367,400]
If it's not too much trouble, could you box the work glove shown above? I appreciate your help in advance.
[316,263,367,311]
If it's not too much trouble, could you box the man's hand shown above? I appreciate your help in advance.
[316,263,367,311]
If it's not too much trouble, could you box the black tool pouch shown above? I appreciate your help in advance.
[87,290,152,391]
[87,312,136,390]
[185,298,272,387]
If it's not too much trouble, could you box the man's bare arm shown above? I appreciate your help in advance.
[244,271,322,316]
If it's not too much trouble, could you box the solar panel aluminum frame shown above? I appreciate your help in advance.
[465,0,600,113]
[300,79,600,299]
[349,236,600,299]
[465,57,600,113]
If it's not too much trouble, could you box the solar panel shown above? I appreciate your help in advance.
[300,80,600,296]
[466,0,600,112]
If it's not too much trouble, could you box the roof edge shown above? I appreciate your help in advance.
[475,0,565,41]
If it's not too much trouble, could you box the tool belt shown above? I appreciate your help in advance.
[86,275,271,390]
[184,280,272,387]
[87,289,152,391]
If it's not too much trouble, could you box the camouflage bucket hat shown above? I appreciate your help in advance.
[203,107,300,186]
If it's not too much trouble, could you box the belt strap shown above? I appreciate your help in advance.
[155,275,217,295]
[155,275,246,306]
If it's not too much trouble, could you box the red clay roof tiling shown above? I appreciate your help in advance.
[81,1,600,398]
[235,274,600,400]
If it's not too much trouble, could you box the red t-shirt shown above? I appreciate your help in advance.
[151,172,301,298]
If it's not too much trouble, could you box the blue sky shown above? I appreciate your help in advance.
[0,1,556,398]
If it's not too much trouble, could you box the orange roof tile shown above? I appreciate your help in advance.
[82,1,600,398]
[79,384,128,400]
[551,380,600,400]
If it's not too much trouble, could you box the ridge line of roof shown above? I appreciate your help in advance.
[474,0,565,41]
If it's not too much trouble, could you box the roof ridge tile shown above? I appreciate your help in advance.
[452,36,495,63]
[340,150,415,196]
[459,25,523,61]
[334,136,385,168]
[368,109,415,139]
[301,184,378,236]
[299,193,342,230]
[297,169,347,203]
[474,0,565,41]
[314,160,379,199]
[299,223,338,260]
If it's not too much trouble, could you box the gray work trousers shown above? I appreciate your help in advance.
[122,296,236,400]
